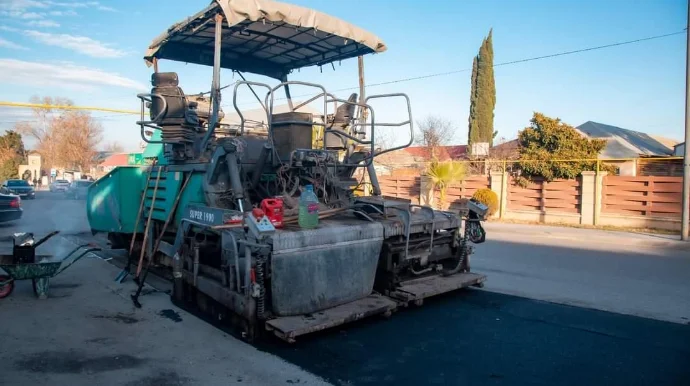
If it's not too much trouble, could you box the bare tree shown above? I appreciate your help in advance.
[414,115,455,160]
[15,96,103,171]
[104,141,125,153]
[374,129,394,152]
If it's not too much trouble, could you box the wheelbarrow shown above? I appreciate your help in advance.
[0,231,100,299]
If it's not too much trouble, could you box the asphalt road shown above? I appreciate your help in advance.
[1,192,689,386]
[474,223,690,324]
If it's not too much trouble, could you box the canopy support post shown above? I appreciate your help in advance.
[358,55,367,139]
[282,75,294,111]
[201,12,224,152]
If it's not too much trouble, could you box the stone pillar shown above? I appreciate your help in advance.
[580,171,596,225]
[594,171,608,226]
[490,171,507,219]
[420,175,435,207]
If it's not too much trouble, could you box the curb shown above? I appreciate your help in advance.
[484,225,689,249]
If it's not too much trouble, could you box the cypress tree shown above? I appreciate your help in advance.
[468,29,496,153]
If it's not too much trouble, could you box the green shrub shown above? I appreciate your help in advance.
[472,188,498,217]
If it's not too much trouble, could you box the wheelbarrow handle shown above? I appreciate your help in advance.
[54,247,101,277]
[33,231,60,249]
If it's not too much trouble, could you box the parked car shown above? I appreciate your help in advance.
[49,179,70,193]
[65,180,93,200]
[0,192,22,223]
[1,179,35,199]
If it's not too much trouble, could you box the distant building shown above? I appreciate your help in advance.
[97,153,130,174]
[675,142,685,157]
[17,151,43,183]
[576,121,680,176]
[374,145,467,175]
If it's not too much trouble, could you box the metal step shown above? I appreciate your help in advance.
[264,294,397,343]
[389,272,486,304]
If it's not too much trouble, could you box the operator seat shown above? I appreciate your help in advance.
[325,93,358,150]
[333,93,358,127]
[149,72,199,128]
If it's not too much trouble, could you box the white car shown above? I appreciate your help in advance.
[49,179,70,192]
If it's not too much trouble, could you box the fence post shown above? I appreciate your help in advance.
[594,171,608,226]
[489,171,506,219]
[646,178,654,216]
[420,175,435,207]
[580,171,596,225]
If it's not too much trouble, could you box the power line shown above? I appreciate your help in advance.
[0,29,685,114]
[0,101,138,115]
[225,28,687,107]
[352,29,688,90]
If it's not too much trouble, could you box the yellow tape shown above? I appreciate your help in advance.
[0,101,139,115]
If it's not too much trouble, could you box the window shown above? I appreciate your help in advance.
[7,180,29,187]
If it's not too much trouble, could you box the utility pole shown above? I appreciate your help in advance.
[680,0,690,241]
[358,55,368,129]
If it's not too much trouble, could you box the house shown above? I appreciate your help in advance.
[576,121,680,176]
[675,142,685,157]
[374,145,467,175]
[97,153,130,174]
[488,139,519,159]
[17,151,43,183]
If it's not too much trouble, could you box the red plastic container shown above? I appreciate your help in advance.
[260,198,284,228]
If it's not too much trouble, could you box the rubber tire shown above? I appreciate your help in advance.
[0,275,14,299]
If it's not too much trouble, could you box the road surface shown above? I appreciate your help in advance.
[475,222,690,324]
[0,192,330,386]
[0,192,688,386]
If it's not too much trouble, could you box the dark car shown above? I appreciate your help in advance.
[1,179,35,199]
[65,180,93,200]
[0,192,22,223]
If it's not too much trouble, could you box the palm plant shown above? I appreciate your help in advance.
[426,160,467,209]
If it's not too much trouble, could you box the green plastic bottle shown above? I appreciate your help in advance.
[298,185,319,229]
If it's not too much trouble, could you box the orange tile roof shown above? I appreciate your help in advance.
[100,153,129,167]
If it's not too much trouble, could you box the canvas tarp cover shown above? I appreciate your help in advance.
[144,0,387,79]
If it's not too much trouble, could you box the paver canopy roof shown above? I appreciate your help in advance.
[144,0,387,79]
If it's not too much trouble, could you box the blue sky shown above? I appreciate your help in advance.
[0,0,687,151]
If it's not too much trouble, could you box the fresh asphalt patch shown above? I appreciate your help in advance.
[258,289,690,386]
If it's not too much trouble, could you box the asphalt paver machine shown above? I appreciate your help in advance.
[86,0,488,342]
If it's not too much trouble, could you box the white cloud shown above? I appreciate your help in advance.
[0,26,21,32]
[1,1,117,17]
[27,19,60,27]
[49,10,77,16]
[2,10,44,19]
[0,1,48,11]
[24,30,128,58]
[0,59,147,91]
[96,5,116,12]
[0,37,29,50]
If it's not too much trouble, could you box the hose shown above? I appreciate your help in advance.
[442,219,470,277]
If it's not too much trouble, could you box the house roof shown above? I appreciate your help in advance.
[402,145,467,160]
[100,153,129,167]
[576,121,674,158]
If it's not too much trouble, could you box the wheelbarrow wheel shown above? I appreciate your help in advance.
[0,275,14,299]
